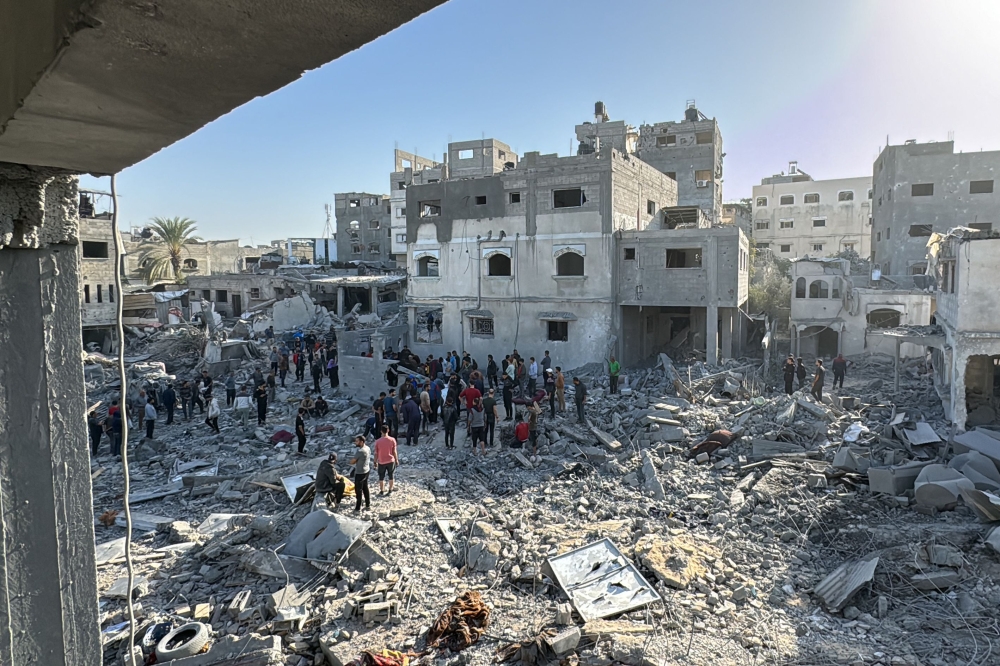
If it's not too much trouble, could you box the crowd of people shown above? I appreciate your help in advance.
[781,353,851,402]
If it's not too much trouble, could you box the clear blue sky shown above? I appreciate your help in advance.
[82,0,1000,242]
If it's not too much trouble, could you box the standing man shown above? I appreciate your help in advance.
[459,381,482,435]
[608,356,621,395]
[270,346,280,373]
[327,355,338,389]
[555,367,566,414]
[527,357,539,396]
[350,435,371,512]
[442,397,459,450]
[279,352,289,388]
[225,372,237,408]
[401,394,422,446]
[295,350,306,382]
[295,407,307,453]
[811,360,826,403]
[205,394,221,434]
[544,369,557,418]
[179,380,193,421]
[374,425,399,495]
[162,383,177,425]
[487,354,498,390]
[144,397,157,439]
[266,370,277,403]
[832,354,848,390]
[782,356,796,395]
[88,409,104,455]
[383,389,399,438]
[311,358,323,393]
[252,366,265,390]
[540,350,552,375]
[190,378,205,417]
[426,311,435,338]
[502,375,514,421]
[111,407,123,458]
[483,388,499,448]
[468,397,487,456]
[573,377,588,424]
[419,383,432,434]
[504,356,516,387]
[796,357,807,390]
[526,400,542,457]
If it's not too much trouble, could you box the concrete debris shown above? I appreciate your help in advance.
[84,323,1000,666]
[813,555,879,611]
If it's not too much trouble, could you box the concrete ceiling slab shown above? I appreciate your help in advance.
[0,0,444,174]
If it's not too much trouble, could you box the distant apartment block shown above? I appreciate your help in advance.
[872,140,1000,276]
[335,192,391,265]
[78,189,121,351]
[752,163,872,259]
[389,150,446,267]
[721,202,752,237]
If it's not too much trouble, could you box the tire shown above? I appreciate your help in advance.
[155,622,210,661]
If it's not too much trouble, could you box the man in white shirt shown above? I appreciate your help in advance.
[144,398,157,439]
[527,357,539,396]
[234,386,253,428]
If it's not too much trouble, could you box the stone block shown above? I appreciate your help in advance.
[545,626,581,655]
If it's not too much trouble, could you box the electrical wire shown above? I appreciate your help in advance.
[111,173,139,666]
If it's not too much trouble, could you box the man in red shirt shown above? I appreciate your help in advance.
[373,425,399,495]
[458,383,481,435]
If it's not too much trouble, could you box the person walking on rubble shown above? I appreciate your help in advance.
[315,452,346,509]
[252,366,264,388]
[162,383,176,425]
[225,372,237,407]
[205,394,221,434]
[267,370,277,403]
[311,357,323,393]
[483,388,499,448]
[502,374,514,421]
[573,377,588,424]
[295,407,307,453]
[419,383,432,434]
[279,353,289,388]
[795,357,807,390]
[179,381,193,420]
[555,367,566,414]
[468,397,487,456]
[400,393,422,446]
[832,353,848,389]
[608,356,621,395]
[234,386,252,428]
[270,346,280,373]
[190,379,205,416]
[350,435,371,511]
[811,359,826,403]
[294,350,306,382]
[544,369,557,418]
[782,356,796,395]
[374,424,399,495]
[384,389,399,438]
[254,382,268,426]
[442,397,459,450]
[110,407,123,458]
[144,397,157,440]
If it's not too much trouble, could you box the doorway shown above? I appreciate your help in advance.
[231,294,242,317]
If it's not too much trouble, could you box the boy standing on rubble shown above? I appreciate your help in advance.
[295,407,307,453]
[350,435,371,511]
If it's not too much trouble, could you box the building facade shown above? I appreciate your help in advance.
[872,140,999,276]
[789,258,932,360]
[404,146,677,370]
[335,192,391,265]
[78,189,121,350]
[721,202,752,237]
[928,230,1000,431]
[389,150,446,267]
[635,103,723,224]
[752,169,872,259]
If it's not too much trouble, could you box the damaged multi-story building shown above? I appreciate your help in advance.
[926,229,1000,431]
[752,163,872,259]
[403,136,748,369]
[335,192,392,265]
[788,257,933,359]
[389,150,446,269]
[78,188,122,351]
[871,139,999,276]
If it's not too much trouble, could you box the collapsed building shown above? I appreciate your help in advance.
[78,189,122,351]
[789,257,933,359]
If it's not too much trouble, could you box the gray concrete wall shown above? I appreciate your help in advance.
[0,164,100,666]
[335,192,391,263]
[78,216,119,328]
[636,116,722,223]
[447,139,517,178]
[872,141,1000,274]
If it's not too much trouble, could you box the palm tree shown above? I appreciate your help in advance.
[137,217,201,283]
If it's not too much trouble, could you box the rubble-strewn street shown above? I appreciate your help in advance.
[90,328,1000,666]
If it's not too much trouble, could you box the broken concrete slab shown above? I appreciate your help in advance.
[646,426,686,443]
[797,398,833,421]
[590,427,623,451]
[115,512,174,532]
[868,460,932,495]
[634,534,719,590]
[640,451,665,500]
[813,555,878,611]
[752,439,807,459]
[986,526,1000,554]
[547,538,660,621]
[164,634,282,666]
[901,422,942,446]
[197,513,250,536]
[953,430,1000,469]
[911,570,962,591]
[833,446,871,473]
[914,464,975,511]
[950,451,1000,491]
[266,583,310,613]
[958,488,1000,522]
[545,626,581,655]
[95,537,127,566]
[104,575,150,599]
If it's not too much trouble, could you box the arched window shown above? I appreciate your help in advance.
[417,256,438,277]
[183,258,198,269]
[556,252,585,276]
[809,279,829,299]
[795,277,806,299]
[487,253,511,276]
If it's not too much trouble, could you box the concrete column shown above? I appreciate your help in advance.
[707,304,719,366]
[369,285,378,314]
[406,306,417,348]
[336,287,345,316]
[720,308,733,361]
[0,165,100,666]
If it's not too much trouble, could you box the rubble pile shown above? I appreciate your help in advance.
[90,339,1000,666]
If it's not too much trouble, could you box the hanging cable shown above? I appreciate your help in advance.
[111,173,138,666]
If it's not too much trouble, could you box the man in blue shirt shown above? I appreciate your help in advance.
[383,389,398,438]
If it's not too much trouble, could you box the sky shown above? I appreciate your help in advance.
[82,0,1000,242]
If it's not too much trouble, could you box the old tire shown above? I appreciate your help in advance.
[155,622,210,661]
